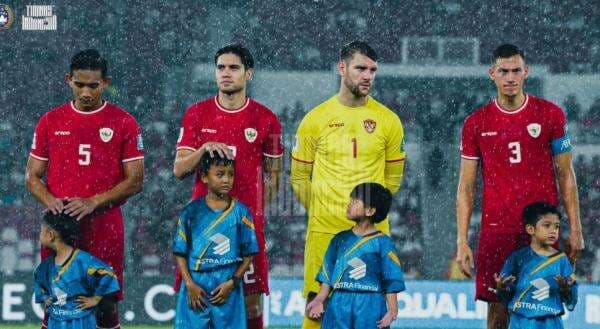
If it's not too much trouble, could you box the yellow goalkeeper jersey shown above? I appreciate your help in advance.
[292,95,405,234]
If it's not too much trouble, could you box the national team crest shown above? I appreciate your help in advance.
[527,123,541,138]
[99,128,114,142]
[363,119,376,134]
[245,128,258,143]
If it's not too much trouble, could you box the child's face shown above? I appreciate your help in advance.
[201,164,234,195]
[346,198,374,221]
[526,214,560,247]
[39,223,54,248]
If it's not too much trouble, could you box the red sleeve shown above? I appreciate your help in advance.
[122,115,144,162]
[29,114,49,161]
[176,106,201,151]
[460,114,480,159]
[262,111,283,158]
[550,105,568,140]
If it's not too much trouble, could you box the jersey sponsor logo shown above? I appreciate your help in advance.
[209,233,230,255]
[0,4,14,30]
[348,257,367,280]
[201,128,217,134]
[52,287,67,306]
[136,134,144,150]
[245,128,258,143]
[530,278,550,301]
[481,131,498,137]
[177,128,184,143]
[99,128,114,142]
[527,123,541,138]
[328,122,345,128]
[363,119,376,134]
[54,130,71,136]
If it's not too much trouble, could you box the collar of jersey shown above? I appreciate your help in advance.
[334,94,371,110]
[214,96,249,113]
[70,100,108,115]
[493,94,529,115]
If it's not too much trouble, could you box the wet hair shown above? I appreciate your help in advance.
[522,202,561,227]
[214,44,254,70]
[350,183,392,223]
[492,44,525,64]
[199,151,234,174]
[70,49,108,77]
[340,41,378,62]
[42,212,79,246]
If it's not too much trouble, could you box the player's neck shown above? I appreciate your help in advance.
[54,244,74,266]
[73,99,104,112]
[496,92,526,112]
[217,91,247,111]
[338,87,368,108]
[530,241,556,256]
[205,192,231,211]
[352,219,377,236]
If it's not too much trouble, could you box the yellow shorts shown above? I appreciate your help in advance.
[303,231,336,297]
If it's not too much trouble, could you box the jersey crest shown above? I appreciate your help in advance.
[363,119,376,134]
[99,127,114,142]
[244,128,258,143]
[527,123,541,138]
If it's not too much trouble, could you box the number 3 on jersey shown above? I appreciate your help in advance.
[79,144,91,165]
[508,141,521,163]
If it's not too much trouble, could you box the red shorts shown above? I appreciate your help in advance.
[173,226,270,296]
[41,207,125,300]
[475,231,530,302]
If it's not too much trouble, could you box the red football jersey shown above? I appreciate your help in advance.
[460,94,569,233]
[30,101,144,200]
[176,96,283,231]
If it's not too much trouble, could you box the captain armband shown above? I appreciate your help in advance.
[551,135,572,155]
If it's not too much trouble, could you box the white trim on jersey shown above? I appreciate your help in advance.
[263,152,284,158]
[461,154,480,160]
[29,152,49,161]
[70,100,108,115]
[494,94,529,115]
[214,96,250,113]
[122,156,144,163]
[176,146,197,152]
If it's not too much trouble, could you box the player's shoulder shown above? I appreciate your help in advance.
[528,94,564,115]
[105,102,138,122]
[367,97,395,116]
[233,199,251,214]
[181,197,206,215]
[248,98,280,122]
[39,102,72,120]
[299,96,338,129]
[463,100,495,124]
[184,97,216,116]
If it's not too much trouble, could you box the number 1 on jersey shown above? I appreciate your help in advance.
[508,141,521,163]
[352,138,357,158]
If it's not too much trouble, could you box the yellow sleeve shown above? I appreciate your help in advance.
[384,114,406,194]
[291,114,317,210]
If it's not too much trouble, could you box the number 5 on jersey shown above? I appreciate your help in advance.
[79,144,91,165]
[508,141,521,164]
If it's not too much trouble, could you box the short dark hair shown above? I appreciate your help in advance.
[42,212,79,246]
[522,202,561,227]
[199,152,234,174]
[492,44,525,64]
[214,44,254,70]
[70,49,108,77]
[350,183,392,223]
[340,41,378,62]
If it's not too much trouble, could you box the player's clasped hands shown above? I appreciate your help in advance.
[76,296,102,310]
[202,142,235,160]
[209,279,234,305]
[186,281,208,310]
[305,298,325,320]
[44,197,65,215]
[63,197,99,221]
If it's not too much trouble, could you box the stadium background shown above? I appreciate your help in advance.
[1,1,599,328]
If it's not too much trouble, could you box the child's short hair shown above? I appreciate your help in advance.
[199,151,234,174]
[42,212,79,246]
[522,202,561,227]
[350,183,392,223]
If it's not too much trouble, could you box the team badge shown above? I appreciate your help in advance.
[363,119,376,134]
[245,128,258,143]
[99,128,114,142]
[527,123,541,138]
[0,4,14,30]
